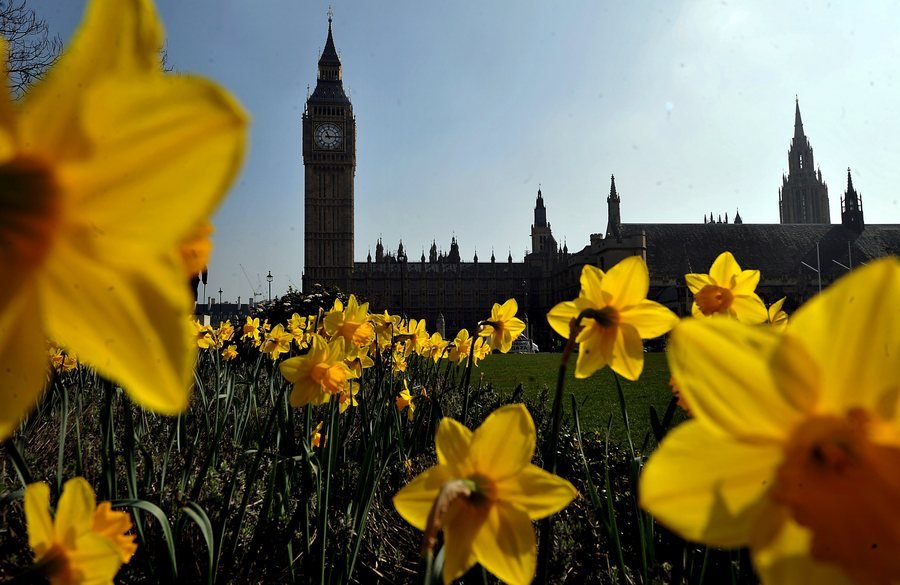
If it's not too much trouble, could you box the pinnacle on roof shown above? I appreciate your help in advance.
[794,96,804,140]
[608,174,619,201]
[846,167,855,192]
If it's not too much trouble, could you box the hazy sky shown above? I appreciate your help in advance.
[39,1,900,301]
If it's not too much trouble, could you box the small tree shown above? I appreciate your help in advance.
[1,0,61,96]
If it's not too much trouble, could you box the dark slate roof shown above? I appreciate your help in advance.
[620,223,900,281]
[310,80,350,104]
[319,24,341,66]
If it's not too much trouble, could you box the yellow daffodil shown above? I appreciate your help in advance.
[311,421,326,448]
[0,0,246,439]
[394,404,577,585]
[768,297,789,331]
[398,318,428,356]
[391,343,408,373]
[62,353,78,373]
[479,299,526,353]
[472,337,491,366]
[25,477,136,584]
[50,349,65,372]
[241,317,260,345]
[288,313,310,349]
[640,257,900,585]
[279,334,358,407]
[396,379,416,421]
[426,332,449,363]
[547,256,678,380]
[260,324,293,361]
[217,320,235,343]
[373,310,402,350]
[686,251,768,323]
[193,320,214,350]
[221,344,238,361]
[338,382,359,413]
[323,295,375,348]
[448,329,473,364]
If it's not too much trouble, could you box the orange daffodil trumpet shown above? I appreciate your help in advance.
[547,256,678,380]
[686,251,768,323]
[640,258,900,585]
[0,0,247,438]
[25,478,137,584]
[394,405,577,585]
[479,299,526,353]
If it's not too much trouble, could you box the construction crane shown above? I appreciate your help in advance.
[240,264,263,299]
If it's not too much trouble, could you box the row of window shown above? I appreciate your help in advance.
[312,106,346,117]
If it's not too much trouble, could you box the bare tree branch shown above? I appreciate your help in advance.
[1,0,62,96]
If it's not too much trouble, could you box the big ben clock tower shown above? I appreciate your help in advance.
[302,15,356,292]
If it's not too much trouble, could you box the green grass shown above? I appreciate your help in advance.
[475,352,685,447]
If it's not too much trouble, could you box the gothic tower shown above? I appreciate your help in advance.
[841,168,865,234]
[606,174,622,240]
[530,188,555,254]
[778,98,830,224]
[302,15,356,292]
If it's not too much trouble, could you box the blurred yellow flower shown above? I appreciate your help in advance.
[640,258,900,585]
[221,344,238,361]
[472,337,491,365]
[394,404,577,585]
[324,295,375,348]
[686,251,767,323]
[400,318,429,356]
[62,353,78,373]
[391,343,408,373]
[260,324,293,361]
[288,313,310,349]
[25,477,136,584]
[767,297,789,331]
[338,382,359,413]
[179,221,214,277]
[311,420,326,448]
[547,257,678,380]
[373,310,401,350]
[480,299,526,353]
[0,0,247,439]
[279,335,357,408]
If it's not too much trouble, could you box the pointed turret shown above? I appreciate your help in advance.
[793,96,804,140]
[534,187,547,228]
[310,14,349,102]
[605,174,622,241]
[491,249,496,263]
[375,238,384,262]
[841,167,865,234]
[530,185,555,255]
[429,240,438,263]
[734,209,743,224]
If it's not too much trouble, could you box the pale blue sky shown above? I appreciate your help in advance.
[41,1,900,301]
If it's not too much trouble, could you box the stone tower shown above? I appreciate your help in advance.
[778,98,830,224]
[530,188,555,254]
[841,168,865,234]
[302,15,356,292]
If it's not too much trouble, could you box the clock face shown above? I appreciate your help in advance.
[315,123,343,150]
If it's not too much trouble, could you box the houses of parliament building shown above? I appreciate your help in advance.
[301,19,899,348]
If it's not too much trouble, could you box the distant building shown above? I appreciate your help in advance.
[301,19,900,348]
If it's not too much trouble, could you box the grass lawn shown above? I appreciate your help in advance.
[475,351,686,448]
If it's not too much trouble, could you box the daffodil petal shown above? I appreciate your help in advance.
[471,404,535,480]
[40,247,193,415]
[495,464,577,520]
[61,74,246,251]
[20,0,163,158]
[392,465,453,532]
[442,500,485,584]
[730,294,768,324]
[547,300,581,339]
[602,256,649,306]
[24,482,53,557]
[579,265,606,303]
[70,531,124,584]
[668,318,800,440]
[55,478,97,547]
[609,324,645,381]
[640,420,782,548]
[472,502,536,585]
[709,251,741,287]
[0,284,48,440]
[619,299,678,339]
[436,417,473,476]
[574,326,613,379]
[732,269,761,295]
[685,273,712,294]
[788,257,900,414]
[751,514,855,585]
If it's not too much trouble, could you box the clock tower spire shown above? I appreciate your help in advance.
[302,14,356,292]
